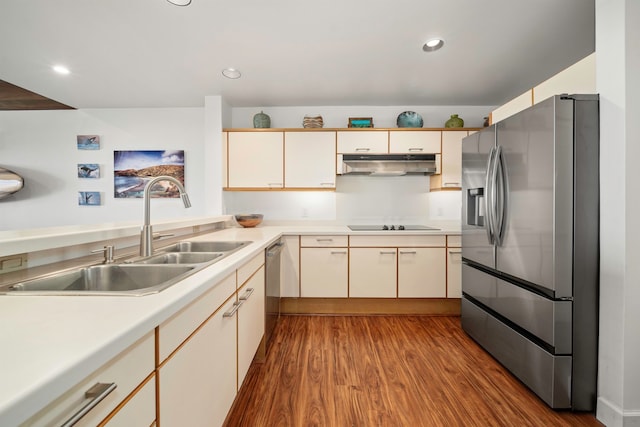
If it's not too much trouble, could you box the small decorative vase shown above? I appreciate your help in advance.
[397,111,423,128]
[253,111,271,128]
[483,116,490,127]
[445,114,464,128]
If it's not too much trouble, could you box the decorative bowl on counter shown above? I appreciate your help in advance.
[235,214,264,228]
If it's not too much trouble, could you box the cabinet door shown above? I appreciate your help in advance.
[439,131,466,189]
[285,131,336,188]
[227,132,284,188]
[337,131,388,153]
[281,235,300,298]
[447,247,462,298]
[398,248,446,298]
[389,130,441,153]
[237,266,266,390]
[300,247,348,297]
[349,248,397,297]
[159,297,237,427]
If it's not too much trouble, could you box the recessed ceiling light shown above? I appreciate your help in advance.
[167,0,191,5]
[222,68,241,79]
[422,38,444,52]
[52,65,70,75]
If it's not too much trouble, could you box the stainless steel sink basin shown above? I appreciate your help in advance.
[161,241,252,253]
[1,264,196,296]
[136,252,224,264]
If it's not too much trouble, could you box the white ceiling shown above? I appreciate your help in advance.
[0,0,595,109]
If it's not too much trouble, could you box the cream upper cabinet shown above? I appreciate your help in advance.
[440,130,466,189]
[284,131,336,189]
[398,248,446,298]
[337,131,388,153]
[447,235,462,298]
[237,265,266,390]
[227,131,284,189]
[349,248,397,297]
[389,130,441,154]
[533,53,596,104]
[491,90,533,124]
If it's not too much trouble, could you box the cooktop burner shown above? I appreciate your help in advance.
[347,225,440,231]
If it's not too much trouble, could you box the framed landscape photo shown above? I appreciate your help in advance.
[348,117,374,128]
[113,150,185,198]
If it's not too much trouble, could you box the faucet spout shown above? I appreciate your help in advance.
[140,176,191,257]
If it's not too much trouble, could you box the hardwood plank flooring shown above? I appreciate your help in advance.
[225,316,603,427]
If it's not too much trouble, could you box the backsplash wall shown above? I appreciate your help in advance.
[223,176,462,224]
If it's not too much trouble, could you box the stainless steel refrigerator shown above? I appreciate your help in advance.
[461,94,599,410]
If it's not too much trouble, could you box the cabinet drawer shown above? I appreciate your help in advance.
[349,235,446,247]
[25,332,154,427]
[102,375,155,426]
[159,273,236,362]
[447,235,461,247]
[337,131,388,153]
[300,235,348,247]
[238,252,265,286]
[389,130,441,153]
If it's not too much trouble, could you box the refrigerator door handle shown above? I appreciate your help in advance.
[484,146,497,244]
[494,146,509,246]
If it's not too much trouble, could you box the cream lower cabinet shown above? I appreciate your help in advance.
[300,247,349,297]
[350,248,397,298]
[397,248,446,297]
[447,235,462,298]
[158,293,237,427]
[23,332,155,427]
[300,235,349,297]
[237,265,266,390]
[281,235,301,297]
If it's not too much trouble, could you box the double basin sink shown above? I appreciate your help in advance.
[0,241,252,296]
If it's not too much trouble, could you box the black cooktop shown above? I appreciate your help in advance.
[347,225,440,231]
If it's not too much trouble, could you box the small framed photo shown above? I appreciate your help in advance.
[77,135,100,150]
[77,163,100,179]
[348,117,374,128]
[78,191,101,206]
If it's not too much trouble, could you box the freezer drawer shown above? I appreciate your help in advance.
[462,263,572,353]
[461,297,571,409]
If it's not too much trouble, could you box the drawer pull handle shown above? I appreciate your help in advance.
[320,182,335,186]
[408,148,424,152]
[331,251,347,254]
[60,382,117,427]
[316,238,334,242]
[444,182,461,187]
[449,250,462,255]
[355,148,370,152]
[379,251,396,255]
[223,301,242,317]
[399,251,417,255]
[239,287,255,301]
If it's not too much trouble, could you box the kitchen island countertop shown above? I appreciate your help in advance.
[0,222,460,425]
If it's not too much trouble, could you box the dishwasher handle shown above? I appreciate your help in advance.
[266,240,284,257]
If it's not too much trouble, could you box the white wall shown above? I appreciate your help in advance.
[0,107,218,231]
[596,1,640,426]
[231,105,493,129]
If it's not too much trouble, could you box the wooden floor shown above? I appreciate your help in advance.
[225,315,603,427]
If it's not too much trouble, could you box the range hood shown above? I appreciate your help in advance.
[338,153,438,176]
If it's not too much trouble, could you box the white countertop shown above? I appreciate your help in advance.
[0,222,460,425]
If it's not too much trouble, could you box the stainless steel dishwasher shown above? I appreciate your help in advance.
[265,239,283,349]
